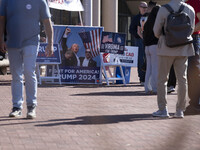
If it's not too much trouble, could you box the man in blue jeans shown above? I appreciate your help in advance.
[129,1,148,85]
[0,0,54,119]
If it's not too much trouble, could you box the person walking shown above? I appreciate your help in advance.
[0,0,54,119]
[152,0,195,118]
[185,0,200,115]
[129,1,148,85]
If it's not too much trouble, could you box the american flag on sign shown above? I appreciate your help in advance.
[79,29,101,58]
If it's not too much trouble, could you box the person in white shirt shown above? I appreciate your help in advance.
[80,49,97,67]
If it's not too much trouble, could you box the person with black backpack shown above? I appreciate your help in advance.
[152,0,195,118]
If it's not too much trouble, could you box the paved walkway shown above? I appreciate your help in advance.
[0,68,200,150]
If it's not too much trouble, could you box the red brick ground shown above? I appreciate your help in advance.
[0,68,200,150]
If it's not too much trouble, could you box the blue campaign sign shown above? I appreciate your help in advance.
[46,25,103,84]
[36,43,61,64]
[100,32,126,54]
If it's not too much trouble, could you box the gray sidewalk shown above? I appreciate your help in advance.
[0,68,200,150]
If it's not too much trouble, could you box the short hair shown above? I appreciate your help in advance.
[148,1,157,7]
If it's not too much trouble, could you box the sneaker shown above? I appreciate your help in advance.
[174,110,184,118]
[167,86,175,93]
[27,105,36,119]
[9,107,22,117]
[152,109,169,118]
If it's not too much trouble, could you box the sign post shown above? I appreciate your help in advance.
[100,31,126,85]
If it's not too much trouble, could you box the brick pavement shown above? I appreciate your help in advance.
[0,68,200,150]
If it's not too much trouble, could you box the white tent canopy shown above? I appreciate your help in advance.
[48,0,84,11]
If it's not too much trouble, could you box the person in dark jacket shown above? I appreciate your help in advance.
[129,1,148,85]
[143,3,160,94]
[80,48,96,67]
[61,28,80,67]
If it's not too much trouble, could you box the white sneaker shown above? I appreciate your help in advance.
[9,107,22,117]
[173,110,184,118]
[152,109,169,118]
[167,86,175,93]
[27,106,36,119]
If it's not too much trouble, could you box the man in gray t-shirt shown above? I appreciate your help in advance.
[0,0,54,119]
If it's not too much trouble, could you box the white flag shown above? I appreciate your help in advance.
[48,0,84,11]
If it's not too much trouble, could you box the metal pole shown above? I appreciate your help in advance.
[79,11,83,26]
[82,0,93,26]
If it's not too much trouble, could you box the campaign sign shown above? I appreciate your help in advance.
[37,43,61,64]
[47,66,100,84]
[100,32,126,54]
[110,46,138,67]
[46,25,103,84]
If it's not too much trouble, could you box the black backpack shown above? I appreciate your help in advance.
[163,4,193,47]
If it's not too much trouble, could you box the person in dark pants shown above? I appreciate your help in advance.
[167,65,176,93]
[129,1,148,85]
[0,30,6,60]
[184,0,200,115]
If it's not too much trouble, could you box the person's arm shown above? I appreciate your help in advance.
[129,15,140,38]
[42,18,53,57]
[137,26,143,39]
[61,28,71,54]
[153,8,164,38]
[0,16,6,53]
[194,12,200,32]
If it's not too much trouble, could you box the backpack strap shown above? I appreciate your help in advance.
[163,4,185,13]
[162,4,173,36]
[163,4,174,13]
[178,4,185,13]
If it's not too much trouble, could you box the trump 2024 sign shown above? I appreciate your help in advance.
[36,43,61,64]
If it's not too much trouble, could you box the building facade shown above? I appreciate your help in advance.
[50,0,169,45]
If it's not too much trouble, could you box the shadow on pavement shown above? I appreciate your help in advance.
[0,113,175,127]
[71,91,153,96]
[35,114,167,127]
[38,82,140,89]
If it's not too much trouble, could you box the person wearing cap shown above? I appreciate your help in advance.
[129,1,148,85]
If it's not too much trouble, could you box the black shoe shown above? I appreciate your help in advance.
[9,107,22,117]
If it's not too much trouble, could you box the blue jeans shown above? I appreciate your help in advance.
[135,38,146,82]
[188,34,200,107]
[8,45,39,109]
